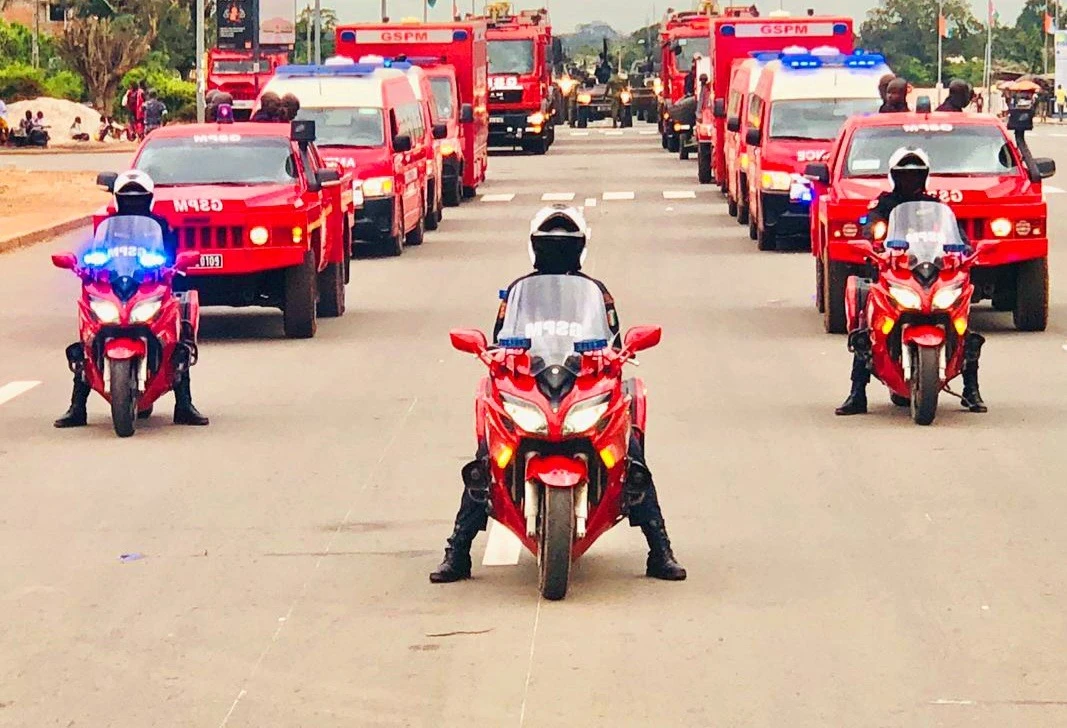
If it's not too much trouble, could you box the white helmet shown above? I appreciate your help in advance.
[887,147,930,191]
[113,169,155,213]
[528,205,590,272]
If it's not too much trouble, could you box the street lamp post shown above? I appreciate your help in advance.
[196,0,205,121]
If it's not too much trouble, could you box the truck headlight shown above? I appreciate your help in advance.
[562,394,611,435]
[577,93,592,105]
[620,91,632,104]
[89,298,121,323]
[990,217,1012,237]
[527,111,546,125]
[249,226,269,245]
[760,171,792,191]
[362,176,394,198]
[130,297,163,323]
[501,394,548,434]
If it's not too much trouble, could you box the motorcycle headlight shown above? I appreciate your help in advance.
[562,394,611,436]
[89,297,121,323]
[130,297,163,323]
[889,284,923,310]
[577,93,592,105]
[501,394,548,434]
[760,171,793,191]
[932,285,964,310]
[362,176,394,198]
[872,221,888,240]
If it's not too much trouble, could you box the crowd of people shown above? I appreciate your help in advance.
[121,81,168,140]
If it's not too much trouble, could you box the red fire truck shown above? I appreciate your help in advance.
[474,4,557,155]
[658,9,712,153]
[334,21,490,199]
[207,48,290,120]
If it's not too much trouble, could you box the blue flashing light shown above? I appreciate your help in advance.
[82,250,109,267]
[887,239,909,251]
[499,289,508,300]
[943,243,968,254]
[720,24,735,36]
[338,29,355,42]
[779,51,887,71]
[574,339,608,353]
[453,29,469,41]
[498,337,532,350]
[833,22,849,35]
[859,215,869,224]
[750,51,781,62]
[215,103,234,123]
[275,63,378,77]
[138,251,167,269]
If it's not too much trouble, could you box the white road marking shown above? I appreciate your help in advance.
[663,190,697,199]
[1044,185,1065,194]
[481,193,516,203]
[930,699,977,705]
[541,192,576,202]
[639,130,658,135]
[481,519,523,566]
[584,197,598,208]
[570,131,590,137]
[0,381,41,406]
[604,130,624,136]
[603,191,636,201]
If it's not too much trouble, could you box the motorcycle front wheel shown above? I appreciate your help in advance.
[110,359,138,438]
[910,345,940,426]
[538,486,575,601]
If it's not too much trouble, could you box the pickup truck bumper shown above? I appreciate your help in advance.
[354,197,395,242]
[761,190,812,239]
[489,112,546,145]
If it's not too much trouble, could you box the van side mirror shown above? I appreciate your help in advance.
[713,98,726,119]
[432,123,448,140]
[1033,157,1056,181]
[393,134,413,153]
[745,128,761,147]
[51,252,78,270]
[174,251,201,272]
[290,119,316,143]
[96,171,118,192]
[316,168,341,185]
[460,103,474,123]
[804,162,830,185]
[726,116,740,133]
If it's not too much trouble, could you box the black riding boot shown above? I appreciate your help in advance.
[961,332,987,413]
[173,373,209,425]
[835,353,870,416]
[54,377,90,428]
[627,437,686,581]
[430,457,490,584]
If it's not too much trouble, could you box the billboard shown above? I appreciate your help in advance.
[217,0,252,48]
[217,0,295,49]
[259,0,296,46]
[1056,30,1067,97]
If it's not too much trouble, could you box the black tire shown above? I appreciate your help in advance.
[738,197,750,225]
[815,257,826,313]
[661,132,669,150]
[910,345,941,426]
[524,137,548,155]
[727,196,738,217]
[283,251,318,339]
[343,225,352,285]
[667,135,680,153]
[443,175,462,207]
[748,216,757,241]
[891,393,911,407]
[425,181,440,231]
[697,143,713,184]
[538,486,574,601]
[757,221,777,252]
[622,109,633,127]
[109,358,137,438]
[316,260,345,318]
[462,185,477,199]
[823,259,848,334]
[1013,258,1049,332]
[405,206,425,246]
[679,135,690,160]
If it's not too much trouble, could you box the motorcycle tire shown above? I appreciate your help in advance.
[679,135,690,160]
[738,200,750,226]
[283,251,318,339]
[109,358,138,438]
[661,132,669,150]
[757,223,776,252]
[316,260,345,318]
[910,345,941,426]
[1013,257,1049,332]
[343,223,353,285]
[538,486,574,601]
[891,393,910,407]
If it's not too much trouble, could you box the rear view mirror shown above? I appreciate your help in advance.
[713,98,726,119]
[96,171,118,192]
[804,162,830,185]
[432,123,448,140]
[174,251,201,272]
[1033,157,1056,181]
[623,325,662,353]
[393,134,413,153]
[450,328,488,354]
[726,117,740,133]
[316,168,341,186]
[290,119,316,143]
[51,252,78,270]
[745,128,761,147]
[460,103,474,123]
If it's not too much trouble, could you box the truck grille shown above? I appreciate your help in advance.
[490,89,524,103]
[176,226,246,250]
[963,218,987,239]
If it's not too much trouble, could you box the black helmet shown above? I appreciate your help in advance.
[528,205,589,274]
[888,147,930,196]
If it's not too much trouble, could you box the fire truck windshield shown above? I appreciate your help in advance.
[136,137,299,185]
[295,108,385,147]
[844,126,1019,178]
[429,77,456,120]
[674,37,710,68]
[212,60,256,74]
[769,99,880,141]
[488,39,535,74]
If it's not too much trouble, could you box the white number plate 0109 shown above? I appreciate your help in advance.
[197,254,223,269]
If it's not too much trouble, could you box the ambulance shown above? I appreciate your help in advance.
[743,49,886,251]
[721,57,769,220]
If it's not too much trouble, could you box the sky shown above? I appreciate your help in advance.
[344,1,1028,34]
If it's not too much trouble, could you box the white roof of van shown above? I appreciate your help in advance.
[764,62,890,102]
[734,58,764,93]
[261,69,406,109]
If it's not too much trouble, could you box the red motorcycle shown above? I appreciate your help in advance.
[847,200,981,425]
[52,216,200,437]
[450,275,662,600]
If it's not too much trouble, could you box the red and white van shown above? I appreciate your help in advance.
[722,57,768,225]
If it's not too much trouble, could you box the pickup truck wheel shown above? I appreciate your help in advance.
[748,215,757,241]
[824,258,848,334]
[1013,257,1049,331]
[343,225,352,285]
[405,207,425,246]
[757,221,777,252]
[317,260,345,318]
[444,174,462,207]
[283,251,318,339]
[462,185,477,199]
[727,195,738,217]
[697,143,713,184]
[425,181,440,231]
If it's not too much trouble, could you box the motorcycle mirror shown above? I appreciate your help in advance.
[173,251,201,272]
[623,325,662,354]
[450,328,488,355]
[51,252,78,270]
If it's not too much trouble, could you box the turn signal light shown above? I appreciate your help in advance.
[292,227,304,244]
[1015,220,1032,236]
[880,316,895,335]
[841,222,859,238]
[954,317,968,336]
[599,446,617,469]
[495,444,514,469]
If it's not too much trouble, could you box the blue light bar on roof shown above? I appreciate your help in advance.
[749,51,781,62]
[275,63,379,76]
[777,51,887,71]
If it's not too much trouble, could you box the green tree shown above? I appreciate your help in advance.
[57,14,150,111]
[294,6,337,62]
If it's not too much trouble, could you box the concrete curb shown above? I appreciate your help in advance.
[0,145,137,157]
[0,215,92,256]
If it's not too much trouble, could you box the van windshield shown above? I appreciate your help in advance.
[769,99,880,140]
[489,39,534,74]
[295,107,385,147]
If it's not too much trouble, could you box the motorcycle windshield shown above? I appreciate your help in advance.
[884,201,965,267]
[497,275,613,375]
[82,216,167,277]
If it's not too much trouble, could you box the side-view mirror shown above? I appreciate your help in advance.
[174,251,201,272]
[450,328,488,355]
[51,252,78,270]
[96,171,118,192]
[672,43,682,56]
[290,119,316,143]
[460,103,474,123]
[393,134,413,153]
[726,116,740,133]
[316,168,341,185]
[804,162,830,185]
[713,98,726,119]
[745,128,761,147]
[623,325,662,354]
[432,123,448,140]
[1033,157,1056,181]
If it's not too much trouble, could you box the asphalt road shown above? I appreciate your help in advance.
[3,122,1067,727]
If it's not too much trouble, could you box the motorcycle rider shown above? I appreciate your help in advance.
[430,205,687,584]
[54,170,210,428]
[835,148,987,416]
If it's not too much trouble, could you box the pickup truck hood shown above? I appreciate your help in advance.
[834,175,1040,203]
[317,147,391,180]
[152,184,300,213]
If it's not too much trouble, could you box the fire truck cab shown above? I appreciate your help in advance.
[207,48,290,120]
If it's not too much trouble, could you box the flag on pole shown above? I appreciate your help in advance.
[988,0,996,25]
[1046,12,1055,34]
[938,14,948,38]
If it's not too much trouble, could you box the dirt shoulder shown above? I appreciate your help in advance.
[0,170,105,244]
